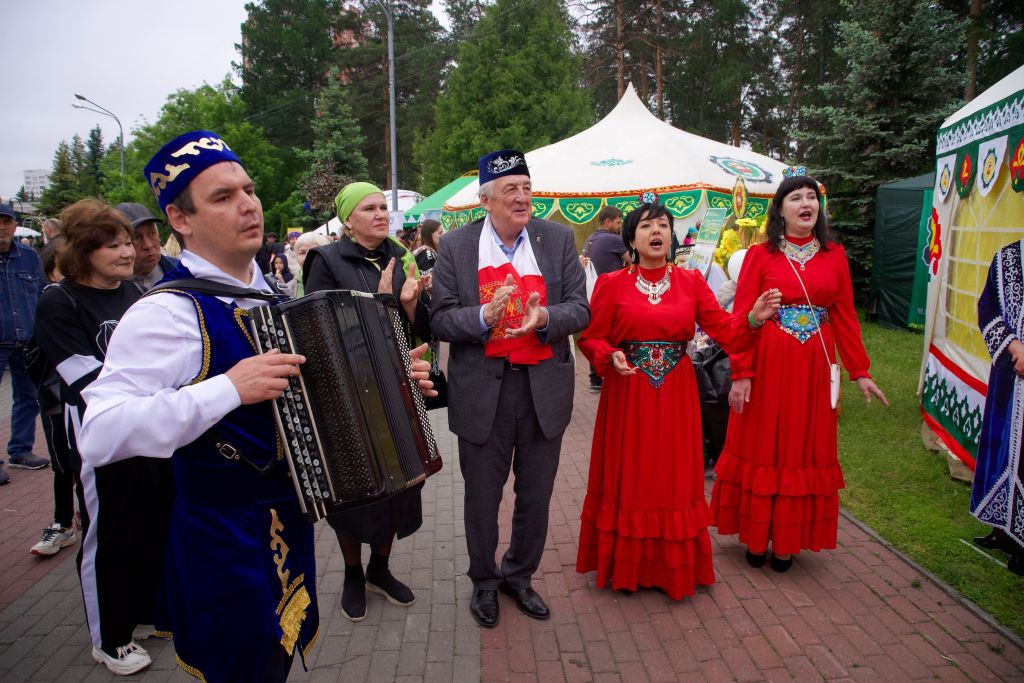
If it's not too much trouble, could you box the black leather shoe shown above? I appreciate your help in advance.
[470,589,499,628]
[498,582,550,620]
[770,554,793,573]
[745,550,767,568]
[974,528,1016,553]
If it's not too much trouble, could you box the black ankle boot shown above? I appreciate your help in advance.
[341,564,367,622]
[746,550,767,568]
[366,554,415,606]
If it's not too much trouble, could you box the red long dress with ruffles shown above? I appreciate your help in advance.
[577,265,757,599]
[709,236,871,555]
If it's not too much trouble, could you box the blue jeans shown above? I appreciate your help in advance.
[0,346,38,461]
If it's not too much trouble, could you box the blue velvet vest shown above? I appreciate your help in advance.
[157,263,318,682]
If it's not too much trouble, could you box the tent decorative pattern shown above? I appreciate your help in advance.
[936,93,1024,155]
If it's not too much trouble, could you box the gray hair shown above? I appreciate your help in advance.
[477,180,495,200]
[295,232,331,251]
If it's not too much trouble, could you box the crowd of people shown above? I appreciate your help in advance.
[0,128,1018,681]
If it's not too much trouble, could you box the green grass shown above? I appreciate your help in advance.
[837,318,1024,638]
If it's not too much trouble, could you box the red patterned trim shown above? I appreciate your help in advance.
[928,344,988,396]
[921,408,977,470]
[443,184,775,211]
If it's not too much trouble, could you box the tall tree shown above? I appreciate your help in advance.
[338,0,446,191]
[282,68,370,228]
[415,0,592,190]
[237,0,352,175]
[799,0,965,297]
[38,141,81,216]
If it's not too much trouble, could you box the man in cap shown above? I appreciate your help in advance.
[431,150,589,627]
[114,202,180,292]
[77,131,317,680]
[0,202,50,486]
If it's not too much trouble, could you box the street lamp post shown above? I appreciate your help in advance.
[72,93,125,189]
[374,0,399,211]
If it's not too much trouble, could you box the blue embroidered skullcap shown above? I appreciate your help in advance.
[478,149,530,186]
[143,130,243,214]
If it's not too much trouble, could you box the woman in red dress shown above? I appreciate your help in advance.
[576,201,781,599]
[710,171,888,572]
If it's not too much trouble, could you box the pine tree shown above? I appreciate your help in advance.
[799,0,965,297]
[414,0,592,190]
[293,68,369,225]
[80,126,106,198]
[38,141,82,215]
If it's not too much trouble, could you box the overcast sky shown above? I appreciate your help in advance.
[2,0,448,205]
[0,1,256,201]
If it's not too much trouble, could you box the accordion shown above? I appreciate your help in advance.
[249,290,442,521]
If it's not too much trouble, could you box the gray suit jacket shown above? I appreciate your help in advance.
[431,218,590,445]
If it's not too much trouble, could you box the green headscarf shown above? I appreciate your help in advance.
[335,182,385,223]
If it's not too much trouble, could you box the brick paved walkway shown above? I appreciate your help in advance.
[1,363,1023,681]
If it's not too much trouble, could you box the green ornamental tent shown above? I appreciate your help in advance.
[868,172,935,329]
[404,175,476,227]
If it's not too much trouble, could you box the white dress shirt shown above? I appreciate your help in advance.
[79,251,275,468]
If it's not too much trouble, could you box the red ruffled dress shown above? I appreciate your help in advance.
[709,237,871,555]
[577,265,757,599]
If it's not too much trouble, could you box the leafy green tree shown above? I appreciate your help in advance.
[444,0,489,37]
[415,0,592,190]
[799,0,965,297]
[100,80,286,230]
[14,186,29,203]
[38,141,82,215]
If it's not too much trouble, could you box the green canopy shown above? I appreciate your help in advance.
[404,176,476,226]
[868,172,934,329]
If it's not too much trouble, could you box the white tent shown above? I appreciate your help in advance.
[442,83,788,238]
[917,64,1024,477]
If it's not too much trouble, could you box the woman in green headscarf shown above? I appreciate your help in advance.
[303,182,429,623]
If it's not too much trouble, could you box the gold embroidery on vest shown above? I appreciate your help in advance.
[269,508,290,589]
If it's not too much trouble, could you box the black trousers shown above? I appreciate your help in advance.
[40,410,75,528]
[77,455,174,653]
[458,367,563,590]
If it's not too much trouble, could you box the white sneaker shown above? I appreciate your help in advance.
[30,524,79,556]
[92,641,152,675]
[132,623,157,640]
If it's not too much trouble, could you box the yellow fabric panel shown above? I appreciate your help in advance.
[944,164,1024,365]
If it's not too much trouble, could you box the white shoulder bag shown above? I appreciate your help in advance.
[783,254,841,409]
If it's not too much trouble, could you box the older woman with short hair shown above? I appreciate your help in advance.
[35,198,173,675]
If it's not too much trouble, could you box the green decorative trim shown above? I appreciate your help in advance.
[441,212,455,230]
[454,210,472,227]
[921,364,982,454]
[955,142,979,198]
[558,198,602,225]
[706,190,734,214]
[531,198,555,218]
[590,158,633,167]
[747,197,769,218]
[936,89,1024,155]
[471,207,487,221]
[608,197,641,215]
[662,190,703,219]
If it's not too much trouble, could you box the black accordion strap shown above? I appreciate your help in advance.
[145,277,287,302]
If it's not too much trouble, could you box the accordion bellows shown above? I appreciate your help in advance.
[250,290,442,521]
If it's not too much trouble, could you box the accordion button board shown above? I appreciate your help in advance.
[250,289,442,521]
